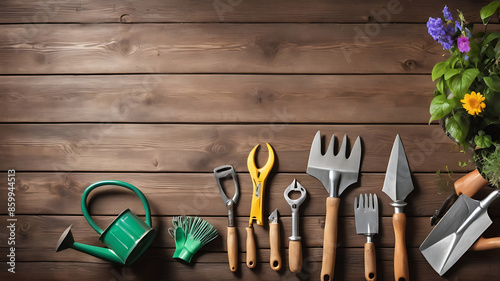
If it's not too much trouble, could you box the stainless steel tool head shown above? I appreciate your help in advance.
[284,179,307,207]
[214,165,239,205]
[354,194,379,236]
[268,208,279,223]
[307,131,362,197]
[420,190,500,276]
[382,134,414,203]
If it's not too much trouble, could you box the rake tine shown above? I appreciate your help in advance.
[326,134,336,156]
[374,194,378,211]
[349,136,362,160]
[310,131,322,157]
[339,135,348,157]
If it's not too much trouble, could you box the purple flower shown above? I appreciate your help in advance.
[443,5,453,21]
[427,17,444,40]
[455,21,461,31]
[457,35,470,53]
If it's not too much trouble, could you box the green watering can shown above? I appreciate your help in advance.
[55,180,156,266]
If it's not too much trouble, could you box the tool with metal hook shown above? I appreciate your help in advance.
[284,179,307,273]
[247,143,275,268]
[214,165,240,272]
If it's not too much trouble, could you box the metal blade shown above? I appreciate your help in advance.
[382,134,414,203]
[420,190,500,275]
[420,195,490,275]
[354,194,379,235]
[268,208,279,223]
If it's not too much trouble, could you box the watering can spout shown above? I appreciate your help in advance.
[56,225,125,265]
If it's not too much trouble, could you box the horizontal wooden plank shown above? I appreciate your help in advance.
[0,0,493,23]
[0,75,435,123]
[2,172,475,217]
[6,215,500,250]
[0,24,445,74]
[0,124,470,173]
[2,248,500,280]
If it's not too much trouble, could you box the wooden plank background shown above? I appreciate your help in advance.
[0,0,498,280]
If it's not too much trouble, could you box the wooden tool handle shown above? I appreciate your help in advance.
[246,227,257,268]
[454,169,489,197]
[289,240,303,273]
[227,227,238,272]
[320,197,340,281]
[393,213,409,281]
[269,222,282,271]
[364,242,376,281]
[470,236,500,251]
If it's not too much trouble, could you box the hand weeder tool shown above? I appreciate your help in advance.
[268,208,282,271]
[284,179,307,273]
[247,143,275,268]
[382,134,414,281]
[354,194,379,281]
[307,131,362,281]
[214,165,240,272]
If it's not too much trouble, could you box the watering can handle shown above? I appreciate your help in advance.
[81,180,153,235]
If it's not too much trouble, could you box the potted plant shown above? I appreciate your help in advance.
[426,3,500,195]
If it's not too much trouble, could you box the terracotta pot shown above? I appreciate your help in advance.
[454,169,489,197]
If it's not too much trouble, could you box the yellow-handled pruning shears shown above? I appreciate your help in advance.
[246,143,275,268]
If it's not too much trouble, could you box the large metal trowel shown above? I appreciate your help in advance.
[420,189,500,276]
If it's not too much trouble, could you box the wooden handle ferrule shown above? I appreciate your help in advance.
[320,197,340,281]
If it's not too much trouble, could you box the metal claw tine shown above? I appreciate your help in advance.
[354,196,358,210]
[339,135,348,157]
[359,194,364,209]
[349,136,362,160]
[310,131,322,157]
[326,134,336,156]
[374,194,378,211]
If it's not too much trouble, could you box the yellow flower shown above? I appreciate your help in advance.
[461,91,486,115]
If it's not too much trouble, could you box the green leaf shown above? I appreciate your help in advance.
[437,78,445,95]
[445,113,470,147]
[445,69,460,80]
[475,131,493,148]
[446,68,480,98]
[429,95,457,123]
[480,1,500,24]
[432,62,448,81]
[484,75,500,92]
[483,32,500,45]
[469,40,480,64]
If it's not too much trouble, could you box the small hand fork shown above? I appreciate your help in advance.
[214,165,240,272]
[354,194,379,281]
[284,179,307,273]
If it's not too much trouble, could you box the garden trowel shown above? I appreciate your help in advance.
[420,189,500,276]
[382,134,413,281]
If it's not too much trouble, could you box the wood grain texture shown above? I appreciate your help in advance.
[0,24,445,74]
[0,0,493,23]
[1,172,469,217]
[0,124,470,173]
[6,214,500,252]
[0,75,435,123]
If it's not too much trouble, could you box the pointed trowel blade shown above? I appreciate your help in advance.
[382,134,414,202]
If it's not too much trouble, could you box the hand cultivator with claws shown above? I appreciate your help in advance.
[307,131,362,281]
[246,143,275,268]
